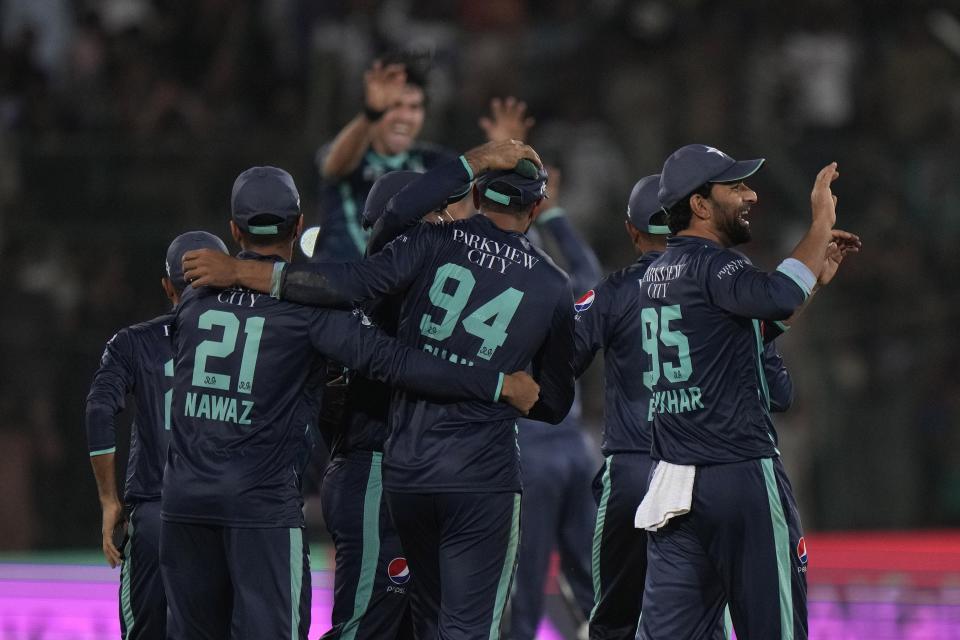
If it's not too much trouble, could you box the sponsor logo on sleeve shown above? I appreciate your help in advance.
[574,290,595,314]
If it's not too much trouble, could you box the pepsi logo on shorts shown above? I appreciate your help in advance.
[387,557,410,585]
[796,537,808,565]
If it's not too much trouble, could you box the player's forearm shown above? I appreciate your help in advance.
[787,220,833,280]
[537,211,602,294]
[235,259,275,295]
[367,157,472,255]
[90,453,120,507]
[321,114,375,179]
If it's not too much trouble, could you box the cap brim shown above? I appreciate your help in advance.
[711,158,764,183]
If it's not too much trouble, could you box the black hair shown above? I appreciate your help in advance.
[479,195,537,217]
[380,48,431,91]
[667,183,713,234]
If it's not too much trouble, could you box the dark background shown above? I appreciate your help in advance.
[1,0,958,550]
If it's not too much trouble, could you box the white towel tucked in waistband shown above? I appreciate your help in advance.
[634,462,696,532]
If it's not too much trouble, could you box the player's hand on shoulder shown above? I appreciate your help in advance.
[182,248,239,288]
[500,370,540,414]
[810,162,840,228]
[479,96,536,143]
[364,60,407,113]
[463,139,543,176]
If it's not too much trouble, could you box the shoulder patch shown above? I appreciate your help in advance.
[574,290,596,313]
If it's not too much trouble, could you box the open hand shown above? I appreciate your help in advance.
[500,371,541,414]
[364,60,407,113]
[182,248,240,288]
[811,162,840,229]
[479,97,536,142]
[463,140,543,176]
[818,229,861,286]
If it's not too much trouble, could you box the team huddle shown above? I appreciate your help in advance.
[85,55,860,640]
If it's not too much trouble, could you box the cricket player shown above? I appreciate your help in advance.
[85,230,229,639]
[160,165,539,639]
[573,174,794,640]
[633,145,859,639]
[182,152,576,640]
[316,140,533,640]
[311,49,534,262]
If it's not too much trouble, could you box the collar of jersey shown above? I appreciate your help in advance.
[236,250,285,262]
[367,149,410,170]
[667,235,722,250]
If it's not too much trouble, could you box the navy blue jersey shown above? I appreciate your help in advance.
[85,314,175,503]
[313,142,454,261]
[281,215,577,492]
[320,156,474,457]
[574,254,797,457]
[163,252,504,527]
[573,254,661,456]
[638,236,808,465]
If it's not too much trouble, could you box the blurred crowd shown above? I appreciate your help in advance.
[1,0,959,549]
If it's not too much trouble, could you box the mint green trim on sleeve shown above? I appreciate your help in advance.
[270,262,285,299]
[776,259,815,299]
[89,447,116,457]
[774,320,790,333]
[536,207,566,225]
[340,182,369,255]
[494,372,504,402]
[459,155,475,181]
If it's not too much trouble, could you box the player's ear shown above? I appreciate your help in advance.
[229,220,243,245]
[162,277,179,305]
[295,214,304,239]
[690,192,712,221]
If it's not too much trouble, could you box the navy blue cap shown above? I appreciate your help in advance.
[165,231,229,291]
[658,144,764,210]
[627,174,670,235]
[230,166,301,235]
[361,170,473,229]
[476,159,548,208]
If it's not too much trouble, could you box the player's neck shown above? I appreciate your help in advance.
[481,211,530,234]
[240,243,293,262]
[677,227,728,247]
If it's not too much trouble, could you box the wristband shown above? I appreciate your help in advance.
[363,105,386,122]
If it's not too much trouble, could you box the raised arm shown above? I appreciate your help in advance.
[320,61,408,179]
[367,140,541,255]
[85,331,134,567]
[533,165,602,295]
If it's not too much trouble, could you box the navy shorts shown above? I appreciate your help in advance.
[387,491,521,640]
[638,457,807,640]
[119,500,166,640]
[160,521,311,639]
[588,452,654,640]
[510,425,595,640]
[319,452,413,640]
